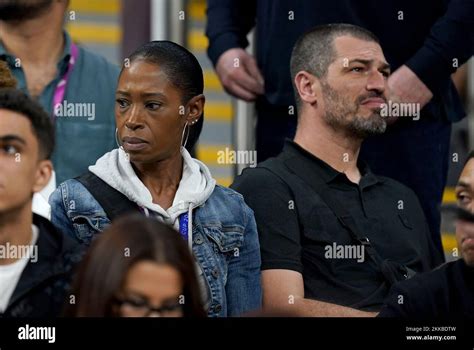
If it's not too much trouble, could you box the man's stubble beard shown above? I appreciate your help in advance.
[320,80,387,139]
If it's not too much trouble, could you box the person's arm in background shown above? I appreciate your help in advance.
[231,169,376,317]
[388,0,474,111]
[206,0,264,101]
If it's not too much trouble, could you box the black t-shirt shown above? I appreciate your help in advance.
[379,259,474,318]
[231,140,442,311]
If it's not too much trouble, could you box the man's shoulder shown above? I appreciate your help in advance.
[232,156,291,191]
[76,44,120,78]
[375,174,420,199]
[230,159,289,197]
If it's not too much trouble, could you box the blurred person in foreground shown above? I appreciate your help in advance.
[66,214,206,317]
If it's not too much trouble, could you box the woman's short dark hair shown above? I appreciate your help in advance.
[66,214,206,317]
[124,41,204,153]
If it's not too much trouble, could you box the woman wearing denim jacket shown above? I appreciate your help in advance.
[49,41,262,317]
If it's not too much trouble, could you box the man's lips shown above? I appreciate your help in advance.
[462,237,474,246]
[122,136,148,151]
[361,98,386,108]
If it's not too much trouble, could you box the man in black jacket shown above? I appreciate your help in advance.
[0,89,83,317]
[206,0,474,258]
[379,152,474,318]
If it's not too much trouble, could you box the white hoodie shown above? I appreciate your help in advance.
[89,146,216,249]
[89,146,216,309]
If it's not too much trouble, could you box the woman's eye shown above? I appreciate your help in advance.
[125,298,147,308]
[146,102,161,110]
[116,99,129,108]
[2,145,18,155]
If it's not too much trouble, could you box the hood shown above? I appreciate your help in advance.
[88,147,216,228]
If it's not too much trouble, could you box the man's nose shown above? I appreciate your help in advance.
[366,70,386,94]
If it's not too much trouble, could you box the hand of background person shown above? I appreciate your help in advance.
[215,48,264,102]
[385,65,433,125]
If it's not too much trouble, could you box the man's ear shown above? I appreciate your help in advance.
[294,71,321,106]
[32,160,53,193]
[185,94,205,125]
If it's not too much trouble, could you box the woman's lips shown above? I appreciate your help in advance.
[122,136,148,151]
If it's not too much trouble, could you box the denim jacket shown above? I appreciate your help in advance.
[49,180,262,317]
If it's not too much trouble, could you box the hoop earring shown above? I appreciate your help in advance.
[181,122,190,148]
[115,128,123,149]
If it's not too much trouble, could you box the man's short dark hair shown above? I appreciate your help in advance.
[464,151,474,166]
[0,88,54,159]
[290,23,381,109]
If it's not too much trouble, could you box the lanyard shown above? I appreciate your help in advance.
[52,42,79,122]
[140,206,190,243]
[178,212,189,243]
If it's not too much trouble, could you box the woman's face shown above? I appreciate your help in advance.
[115,261,184,317]
[115,59,196,164]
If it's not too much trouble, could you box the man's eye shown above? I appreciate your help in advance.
[457,193,471,205]
[2,145,18,155]
[351,67,364,72]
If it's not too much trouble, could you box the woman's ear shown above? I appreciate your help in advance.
[185,94,205,125]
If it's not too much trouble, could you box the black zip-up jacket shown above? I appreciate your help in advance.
[1,214,84,318]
